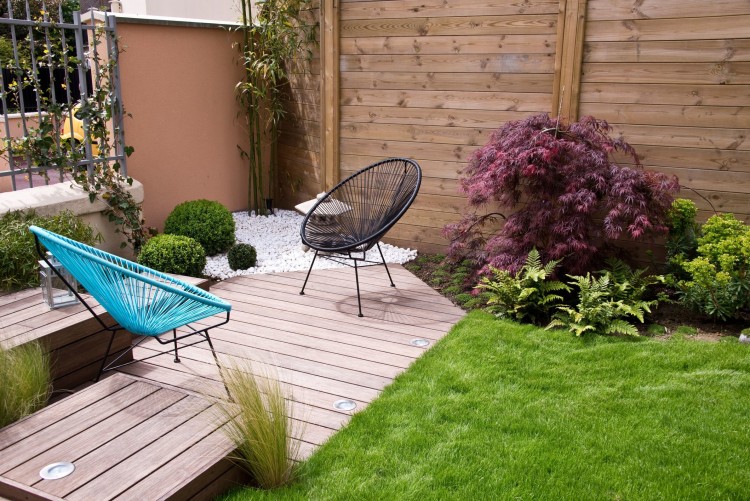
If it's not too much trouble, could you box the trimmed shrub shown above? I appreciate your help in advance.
[0,209,98,291]
[137,234,206,277]
[443,113,679,275]
[164,199,235,256]
[228,243,257,270]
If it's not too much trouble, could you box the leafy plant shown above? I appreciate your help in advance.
[137,234,206,278]
[236,0,317,214]
[0,341,51,428]
[477,248,569,325]
[548,261,664,336]
[666,198,700,278]
[215,361,302,489]
[676,213,750,320]
[443,113,679,275]
[228,243,257,270]
[0,7,146,251]
[0,209,98,290]
[404,254,484,309]
[164,200,235,256]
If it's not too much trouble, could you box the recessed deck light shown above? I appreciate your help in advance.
[333,399,356,411]
[40,462,75,480]
[410,338,430,347]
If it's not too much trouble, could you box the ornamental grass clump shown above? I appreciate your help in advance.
[444,113,679,275]
[216,361,302,489]
[0,341,51,428]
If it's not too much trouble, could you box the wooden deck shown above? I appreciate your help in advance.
[0,264,465,500]
[0,276,209,390]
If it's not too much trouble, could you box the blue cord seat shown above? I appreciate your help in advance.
[30,226,231,381]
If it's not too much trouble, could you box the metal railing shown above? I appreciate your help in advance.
[0,1,126,191]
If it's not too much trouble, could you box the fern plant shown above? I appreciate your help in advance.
[547,262,664,337]
[477,249,569,325]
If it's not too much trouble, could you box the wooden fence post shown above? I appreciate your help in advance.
[320,0,340,191]
[552,0,588,121]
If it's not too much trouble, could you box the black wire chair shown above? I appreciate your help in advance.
[299,157,422,317]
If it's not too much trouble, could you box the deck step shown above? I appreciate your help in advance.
[0,372,242,501]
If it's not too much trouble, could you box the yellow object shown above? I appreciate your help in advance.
[60,105,100,156]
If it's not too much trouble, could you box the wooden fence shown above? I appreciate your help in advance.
[278,0,750,254]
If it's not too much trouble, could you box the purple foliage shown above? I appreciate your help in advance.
[443,114,679,274]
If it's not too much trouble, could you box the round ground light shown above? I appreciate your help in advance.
[333,399,357,411]
[410,338,430,347]
[40,462,75,480]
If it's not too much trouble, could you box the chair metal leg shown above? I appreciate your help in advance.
[173,329,180,363]
[377,242,395,287]
[354,259,364,317]
[96,330,117,382]
[300,250,319,296]
[205,331,232,401]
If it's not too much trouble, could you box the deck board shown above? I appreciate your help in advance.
[0,265,465,500]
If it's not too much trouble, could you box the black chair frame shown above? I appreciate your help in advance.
[299,157,422,316]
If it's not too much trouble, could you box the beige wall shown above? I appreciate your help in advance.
[117,19,250,231]
[0,115,42,193]
[114,0,241,22]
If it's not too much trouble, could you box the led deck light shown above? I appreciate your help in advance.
[410,338,430,348]
[40,462,75,480]
[333,399,357,411]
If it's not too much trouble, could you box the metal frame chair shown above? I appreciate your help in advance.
[299,157,422,316]
[30,226,231,381]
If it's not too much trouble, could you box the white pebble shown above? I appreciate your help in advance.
[203,210,418,280]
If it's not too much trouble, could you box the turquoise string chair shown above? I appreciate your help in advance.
[29,226,231,381]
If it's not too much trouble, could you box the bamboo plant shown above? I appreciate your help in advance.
[236,0,316,215]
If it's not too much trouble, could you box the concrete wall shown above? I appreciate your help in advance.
[0,180,144,258]
[115,16,250,231]
[112,0,241,23]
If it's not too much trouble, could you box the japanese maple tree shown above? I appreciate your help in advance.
[444,113,679,274]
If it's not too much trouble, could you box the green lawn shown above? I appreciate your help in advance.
[226,311,750,500]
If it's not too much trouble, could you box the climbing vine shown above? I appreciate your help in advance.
[0,6,150,251]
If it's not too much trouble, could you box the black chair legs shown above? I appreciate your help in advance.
[173,329,180,363]
[300,250,318,296]
[377,243,395,287]
[353,259,364,317]
[299,246,395,318]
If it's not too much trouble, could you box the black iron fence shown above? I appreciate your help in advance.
[0,1,127,191]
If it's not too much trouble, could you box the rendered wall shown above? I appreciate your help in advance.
[113,0,240,23]
[115,18,250,231]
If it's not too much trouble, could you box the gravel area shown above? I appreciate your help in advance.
[204,210,418,280]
